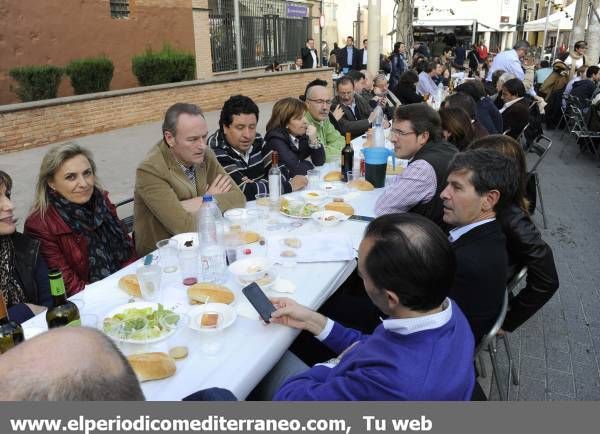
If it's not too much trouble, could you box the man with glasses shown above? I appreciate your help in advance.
[330,76,379,139]
[302,79,345,162]
[374,103,458,230]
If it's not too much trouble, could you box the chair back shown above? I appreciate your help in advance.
[527,135,552,173]
[475,289,509,354]
[115,197,134,233]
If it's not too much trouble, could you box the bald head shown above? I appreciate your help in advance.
[0,327,144,401]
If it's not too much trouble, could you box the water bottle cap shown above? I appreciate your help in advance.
[202,194,213,202]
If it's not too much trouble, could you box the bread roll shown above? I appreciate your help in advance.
[324,171,342,181]
[348,179,374,191]
[118,274,141,298]
[325,201,354,216]
[127,352,176,382]
[188,283,234,305]
[240,231,260,244]
[200,313,219,328]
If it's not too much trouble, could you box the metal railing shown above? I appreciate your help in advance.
[208,0,313,72]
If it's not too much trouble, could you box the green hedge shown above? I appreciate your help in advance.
[132,45,195,86]
[65,57,114,94]
[9,65,64,102]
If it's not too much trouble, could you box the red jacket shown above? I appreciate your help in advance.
[24,191,136,295]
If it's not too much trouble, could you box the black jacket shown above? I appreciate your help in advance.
[570,79,596,103]
[301,47,318,69]
[330,93,373,139]
[450,220,508,343]
[338,46,360,71]
[263,128,325,177]
[395,84,423,105]
[501,99,530,138]
[9,232,52,323]
[499,205,559,331]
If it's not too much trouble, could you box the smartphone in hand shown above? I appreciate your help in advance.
[242,283,277,323]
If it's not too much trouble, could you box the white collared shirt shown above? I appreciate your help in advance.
[316,298,453,341]
[362,49,368,65]
[231,146,252,164]
[448,218,496,243]
[310,50,317,68]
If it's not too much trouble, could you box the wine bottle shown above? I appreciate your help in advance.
[0,292,24,353]
[268,151,281,204]
[46,270,80,329]
[341,132,354,182]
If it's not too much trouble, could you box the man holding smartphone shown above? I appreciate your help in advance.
[256,214,476,401]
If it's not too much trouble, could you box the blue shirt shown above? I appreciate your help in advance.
[345,46,354,66]
[417,71,439,97]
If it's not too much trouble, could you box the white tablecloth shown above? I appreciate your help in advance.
[22,187,385,401]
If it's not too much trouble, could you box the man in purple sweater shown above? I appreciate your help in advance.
[269,213,476,401]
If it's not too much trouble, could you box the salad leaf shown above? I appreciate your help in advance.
[103,304,179,341]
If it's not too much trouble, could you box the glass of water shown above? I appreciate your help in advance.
[307,169,321,189]
[136,264,162,302]
[200,245,227,283]
[156,239,178,273]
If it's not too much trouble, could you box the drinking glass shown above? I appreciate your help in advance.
[136,264,162,301]
[199,311,224,356]
[223,231,243,265]
[255,193,270,218]
[200,245,227,283]
[307,169,321,189]
[346,169,361,190]
[179,245,199,286]
[156,239,178,273]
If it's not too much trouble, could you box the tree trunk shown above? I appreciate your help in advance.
[395,0,414,54]
[587,0,600,64]
[571,0,588,50]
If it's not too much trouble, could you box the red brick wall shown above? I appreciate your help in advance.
[0,69,333,153]
[0,0,195,104]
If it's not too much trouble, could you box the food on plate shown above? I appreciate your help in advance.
[168,346,189,360]
[247,264,264,273]
[183,239,194,248]
[348,179,375,191]
[118,274,142,298]
[280,198,320,217]
[127,352,176,382]
[187,283,234,305]
[281,250,297,258]
[283,237,302,248]
[240,231,260,244]
[200,313,219,328]
[325,200,354,216]
[103,304,179,340]
[324,215,338,222]
[324,171,343,181]
[307,192,320,197]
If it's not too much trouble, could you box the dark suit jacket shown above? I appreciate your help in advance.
[301,47,318,69]
[331,93,373,139]
[338,46,360,71]
[502,99,530,139]
[358,48,368,69]
[450,220,508,343]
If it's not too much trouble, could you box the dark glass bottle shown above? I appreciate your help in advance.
[46,270,81,329]
[0,292,24,353]
[341,132,354,182]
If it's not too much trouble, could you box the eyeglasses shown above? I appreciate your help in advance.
[390,128,417,137]
[307,98,332,105]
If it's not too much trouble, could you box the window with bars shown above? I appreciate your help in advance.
[110,0,130,19]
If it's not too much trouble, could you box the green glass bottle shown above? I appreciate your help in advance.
[0,292,24,353]
[46,270,81,328]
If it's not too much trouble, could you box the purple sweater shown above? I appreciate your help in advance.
[274,303,475,401]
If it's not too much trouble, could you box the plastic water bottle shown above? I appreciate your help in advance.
[204,195,224,243]
[197,195,226,282]
[372,105,385,147]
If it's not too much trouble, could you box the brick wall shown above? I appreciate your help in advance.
[0,69,334,153]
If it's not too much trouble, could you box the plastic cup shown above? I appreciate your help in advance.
[136,264,162,301]
[199,312,224,356]
[346,169,361,190]
[224,231,243,265]
[156,239,178,273]
[255,193,270,218]
[179,245,199,286]
[307,169,321,189]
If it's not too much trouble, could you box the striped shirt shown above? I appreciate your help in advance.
[208,130,293,201]
[374,159,437,216]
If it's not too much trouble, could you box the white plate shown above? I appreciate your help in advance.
[300,190,328,203]
[237,269,278,290]
[188,303,237,332]
[171,232,198,247]
[311,210,349,226]
[102,301,180,344]
[278,209,315,219]
[321,182,347,195]
[228,256,272,281]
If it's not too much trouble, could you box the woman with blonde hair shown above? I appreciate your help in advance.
[25,142,136,295]
[468,135,558,333]
[264,97,325,177]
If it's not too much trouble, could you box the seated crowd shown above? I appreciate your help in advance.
[1,41,562,401]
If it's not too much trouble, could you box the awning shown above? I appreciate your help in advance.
[412,18,503,32]
[523,3,577,32]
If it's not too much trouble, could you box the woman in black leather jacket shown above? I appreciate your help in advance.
[468,136,559,332]
[0,170,52,324]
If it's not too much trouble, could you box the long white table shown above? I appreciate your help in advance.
[22,186,385,401]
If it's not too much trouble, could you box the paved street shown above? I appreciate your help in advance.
[2,107,600,400]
